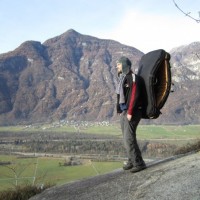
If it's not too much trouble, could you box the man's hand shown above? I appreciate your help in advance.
[127,114,132,121]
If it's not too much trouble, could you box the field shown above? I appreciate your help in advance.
[0,123,200,139]
[137,125,200,145]
[0,155,122,191]
[0,124,199,191]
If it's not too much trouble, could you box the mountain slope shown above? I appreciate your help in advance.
[0,29,143,125]
[0,29,199,125]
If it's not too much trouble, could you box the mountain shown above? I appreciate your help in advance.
[162,42,200,124]
[0,29,199,125]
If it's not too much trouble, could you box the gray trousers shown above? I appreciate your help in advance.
[120,110,144,166]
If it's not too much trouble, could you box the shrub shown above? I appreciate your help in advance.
[174,140,200,155]
[0,184,53,200]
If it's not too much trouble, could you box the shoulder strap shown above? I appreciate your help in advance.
[132,73,136,82]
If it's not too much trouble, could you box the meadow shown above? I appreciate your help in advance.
[0,124,199,191]
[0,155,122,191]
[0,123,199,140]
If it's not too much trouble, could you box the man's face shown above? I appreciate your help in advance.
[116,62,122,73]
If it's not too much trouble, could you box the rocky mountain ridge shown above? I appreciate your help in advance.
[0,29,199,125]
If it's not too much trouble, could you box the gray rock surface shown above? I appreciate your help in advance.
[29,152,200,200]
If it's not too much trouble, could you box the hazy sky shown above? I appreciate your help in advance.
[0,0,199,54]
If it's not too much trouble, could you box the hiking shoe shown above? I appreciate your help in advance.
[130,164,146,173]
[123,162,133,170]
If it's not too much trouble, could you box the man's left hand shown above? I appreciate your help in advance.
[127,114,132,121]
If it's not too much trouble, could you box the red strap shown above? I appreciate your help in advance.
[128,82,136,115]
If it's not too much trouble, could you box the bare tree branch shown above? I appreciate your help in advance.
[172,0,200,23]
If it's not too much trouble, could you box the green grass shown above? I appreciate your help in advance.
[137,125,200,140]
[0,124,75,133]
[1,124,199,139]
[81,125,121,136]
[0,125,199,191]
[0,155,122,191]
[0,156,37,191]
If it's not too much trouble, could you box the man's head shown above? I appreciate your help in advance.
[116,56,132,74]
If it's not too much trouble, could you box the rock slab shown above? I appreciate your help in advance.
[29,152,200,200]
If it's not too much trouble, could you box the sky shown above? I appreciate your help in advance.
[0,0,199,54]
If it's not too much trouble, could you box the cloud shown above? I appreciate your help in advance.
[99,10,200,53]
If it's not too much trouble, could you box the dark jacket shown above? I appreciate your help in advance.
[116,72,146,116]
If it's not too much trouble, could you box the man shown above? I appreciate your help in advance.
[116,56,146,173]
